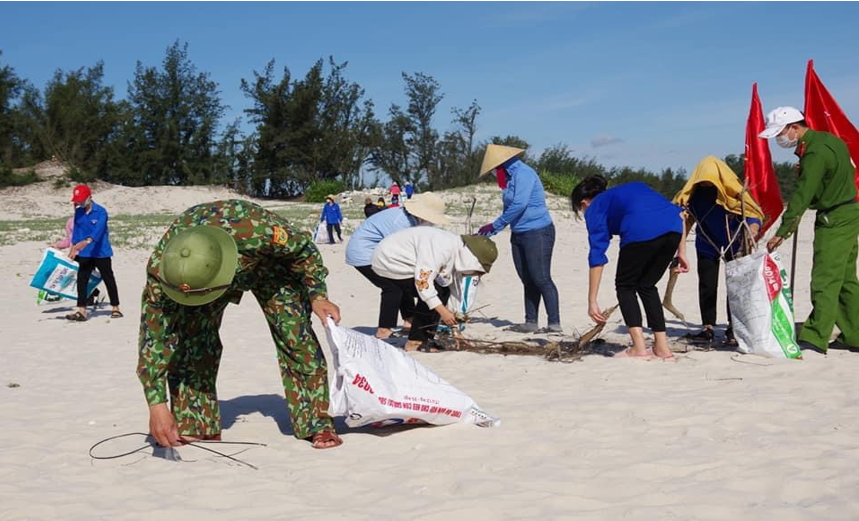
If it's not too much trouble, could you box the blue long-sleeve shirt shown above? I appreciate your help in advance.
[491,159,553,234]
[71,201,113,258]
[345,207,419,267]
[585,183,683,267]
[321,203,343,224]
[688,187,762,261]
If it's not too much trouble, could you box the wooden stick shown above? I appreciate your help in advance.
[790,230,799,300]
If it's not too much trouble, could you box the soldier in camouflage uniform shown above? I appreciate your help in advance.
[137,200,343,449]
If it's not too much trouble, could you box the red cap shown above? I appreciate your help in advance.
[71,184,91,203]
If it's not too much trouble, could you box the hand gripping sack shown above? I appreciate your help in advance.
[725,249,801,359]
[325,319,500,428]
[29,248,102,301]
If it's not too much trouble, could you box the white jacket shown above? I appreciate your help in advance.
[371,226,484,309]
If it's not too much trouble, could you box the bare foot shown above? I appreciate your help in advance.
[375,328,393,339]
[311,431,343,449]
[651,348,676,361]
[404,340,422,352]
[402,320,413,330]
[614,347,652,359]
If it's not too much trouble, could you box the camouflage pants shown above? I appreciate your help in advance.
[167,286,333,440]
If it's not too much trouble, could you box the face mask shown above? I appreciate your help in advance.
[495,167,508,189]
[776,128,798,149]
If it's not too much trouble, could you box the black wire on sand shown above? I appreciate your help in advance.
[89,432,267,470]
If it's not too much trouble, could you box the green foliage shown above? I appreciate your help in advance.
[120,40,226,186]
[20,62,123,178]
[0,51,32,167]
[432,100,482,189]
[304,179,347,203]
[68,166,97,183]
[724,153,800,200]
[0,164,38,187]
[240,57,376,197]
[539,170,581,197]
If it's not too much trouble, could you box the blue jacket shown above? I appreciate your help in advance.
[491,158,553,235]
[585,183,683,267]
[72,201,113,258]
[405,184,414,197]
[321,202,343,224]
[345,207,419,267]
[688,187,762,261]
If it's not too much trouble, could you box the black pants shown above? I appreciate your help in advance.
[384,277,450,343]
[355,266,416,329]
[326,223,342,243]
[697,252,732,328]
[77,256,120,308]
[615,232,680,332]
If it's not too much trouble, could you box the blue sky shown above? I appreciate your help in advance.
[2,1,858,174]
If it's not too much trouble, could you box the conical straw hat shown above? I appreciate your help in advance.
[479,144,525,176]
[404,192,449,224]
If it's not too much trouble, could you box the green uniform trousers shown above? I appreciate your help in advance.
[800,203,859,350]
[168,285,333,440]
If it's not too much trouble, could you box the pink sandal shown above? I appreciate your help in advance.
[613,348,652,360]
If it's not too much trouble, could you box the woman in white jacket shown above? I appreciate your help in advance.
[372,227,498,352]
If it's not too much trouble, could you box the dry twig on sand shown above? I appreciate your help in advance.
[442,305,619,363]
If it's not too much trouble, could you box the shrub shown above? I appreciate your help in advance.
[69,166,98,183]
[304,180,347,203]
[539,170,581,198]
[0,165,40,188]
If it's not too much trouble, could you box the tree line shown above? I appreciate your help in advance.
[0,42,802,199]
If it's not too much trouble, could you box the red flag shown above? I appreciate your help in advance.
[804,59,859,199]
[745,83,783,233]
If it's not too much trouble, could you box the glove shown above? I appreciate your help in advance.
[477,224,495,236]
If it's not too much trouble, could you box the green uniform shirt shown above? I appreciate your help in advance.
[777,129,858,238]
[137,200,329,406]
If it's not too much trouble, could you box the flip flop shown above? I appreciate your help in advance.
[652,351,677,362]
[613,348,652,360]
[111,310,124,319]
[417,340,447,353]
[65,311,87,322]
[504,323,539,333]
[310,431,343,450]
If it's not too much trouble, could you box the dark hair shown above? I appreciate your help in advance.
[570,175,608,219]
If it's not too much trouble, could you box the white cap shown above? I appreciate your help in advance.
[759,106,804,138]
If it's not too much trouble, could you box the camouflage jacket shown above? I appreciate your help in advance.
[137,200,329,405]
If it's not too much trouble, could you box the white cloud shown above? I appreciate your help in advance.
[591,133,623,148]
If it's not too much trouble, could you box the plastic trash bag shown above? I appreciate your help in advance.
[30,248,102,301]
[325,319,500,428]
[725,249,801,359]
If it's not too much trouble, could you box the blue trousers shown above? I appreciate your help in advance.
[510,224,561,325]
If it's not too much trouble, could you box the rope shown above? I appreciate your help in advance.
[88,432,267,470]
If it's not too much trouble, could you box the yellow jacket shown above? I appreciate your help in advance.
[673,156,764,222]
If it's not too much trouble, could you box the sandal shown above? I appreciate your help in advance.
[415,339,448,353]
[613,348,652,360]
[684,329,715,345]
[504,323,539,334]
[111,310,124,319]
[723,328,738,348]
[65,311,87,322]
[310,431,343,450]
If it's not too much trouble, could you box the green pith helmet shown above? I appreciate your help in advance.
[160,226,238,306]
[460,235,499,273]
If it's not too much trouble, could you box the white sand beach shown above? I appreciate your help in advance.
[1,182,858,520]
